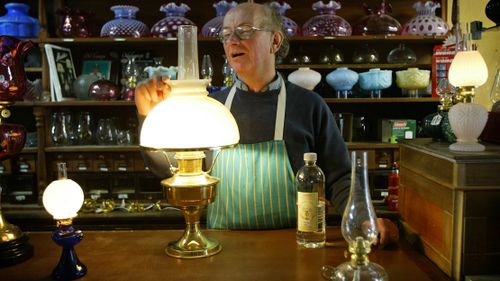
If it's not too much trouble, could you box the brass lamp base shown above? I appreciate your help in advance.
[161,151,222,259]
[165,206,221,259]
[1,192,33,267]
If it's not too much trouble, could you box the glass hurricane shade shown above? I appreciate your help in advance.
[140,80,239,150]
[448,51,488,88]
[42,179,84,220]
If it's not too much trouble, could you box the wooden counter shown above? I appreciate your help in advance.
[399,139,500,281]
[0,228,449,281]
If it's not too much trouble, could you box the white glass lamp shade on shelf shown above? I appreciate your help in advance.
[447,50,489,152]
[287,67,321,91]
[140,79,239,150]
[42,179,84,220]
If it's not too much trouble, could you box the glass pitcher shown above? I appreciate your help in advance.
[0,36,34,101]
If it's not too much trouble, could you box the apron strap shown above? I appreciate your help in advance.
[226,80,287,141]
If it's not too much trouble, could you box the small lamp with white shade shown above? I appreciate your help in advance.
[447,48,489,151]
[42,162,87,280]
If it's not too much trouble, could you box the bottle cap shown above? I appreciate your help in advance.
[304,152,317,161]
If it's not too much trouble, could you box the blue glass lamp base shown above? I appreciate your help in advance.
[52,224,87,280]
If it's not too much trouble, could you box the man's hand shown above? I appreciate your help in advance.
[376,218,399,249]
[135,77,171,116]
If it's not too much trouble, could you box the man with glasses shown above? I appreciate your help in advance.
[136,2,397,247]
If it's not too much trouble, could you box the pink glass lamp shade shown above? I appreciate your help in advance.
[270,1,300,37]
[402,1,449,36]
[302,1,352,37]
[0,36,34,102]
[151,3,196,38]
[353,0,402,36]
[201,1,237,38]
[448,50,489,151]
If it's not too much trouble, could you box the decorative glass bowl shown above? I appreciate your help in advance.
[402,1,448,36]
[88,79,120,101]
[100,5,149,38]
[302,1,352,37]
[352,45,379,64]
[326,68,359,98]
[287,67,322,90]
[353,1,401,35]
[358,68,393,98]
[151,3,196,38]
[396,67,430,97]
[319,45,344,64]
[387,43,417,64]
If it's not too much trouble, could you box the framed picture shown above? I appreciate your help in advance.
[82,60,112,80]
[44,44,77,101]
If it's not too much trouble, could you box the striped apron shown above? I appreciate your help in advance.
[208,81,297,229]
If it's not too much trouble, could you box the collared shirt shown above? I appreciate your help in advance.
[234,72,283,92]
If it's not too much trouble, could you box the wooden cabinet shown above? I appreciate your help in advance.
[399,139,500,280]
[3,0,446,224]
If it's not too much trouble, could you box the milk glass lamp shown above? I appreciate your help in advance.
[42,163,87,280]
[140,25,239,259]
[448,50,489,151]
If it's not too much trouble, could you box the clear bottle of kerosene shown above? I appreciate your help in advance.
[296,152,326,248]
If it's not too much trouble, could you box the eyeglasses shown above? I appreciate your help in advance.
[219,25,271,44]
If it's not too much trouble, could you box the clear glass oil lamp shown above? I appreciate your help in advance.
[322,151,388,281]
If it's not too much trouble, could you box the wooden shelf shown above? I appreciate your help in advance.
[277,63,432,70]
[25,67,43,73]
[346,142,400,150]
[45,145,141,153]
[21,147,38,154]
[34,100,136,107]
[324,97,439,104]
[39,35,446,44]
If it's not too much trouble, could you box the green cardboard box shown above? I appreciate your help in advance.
[380,119,417,143]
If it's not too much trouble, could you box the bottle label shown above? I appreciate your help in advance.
[297,192,319,232]
[431,114,443,125]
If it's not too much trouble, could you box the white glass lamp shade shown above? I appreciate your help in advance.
[449,102,488,151]
[287,67,321,91]
[42,179,85,220]
[448,51,488,88]
[140,79,239,150]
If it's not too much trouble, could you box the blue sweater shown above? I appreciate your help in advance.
[139,80,351,214]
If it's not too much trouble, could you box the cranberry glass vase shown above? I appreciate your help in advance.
[57,7,94,38]
[353,0,402,35]
[151,3,196,38]
[302,1,352,37]
[88,79,120,101]
[201,1,237,38]
[270,1,300,37]
[100,5,150,38]
[0,36,34,101]
[402,1,449,36]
